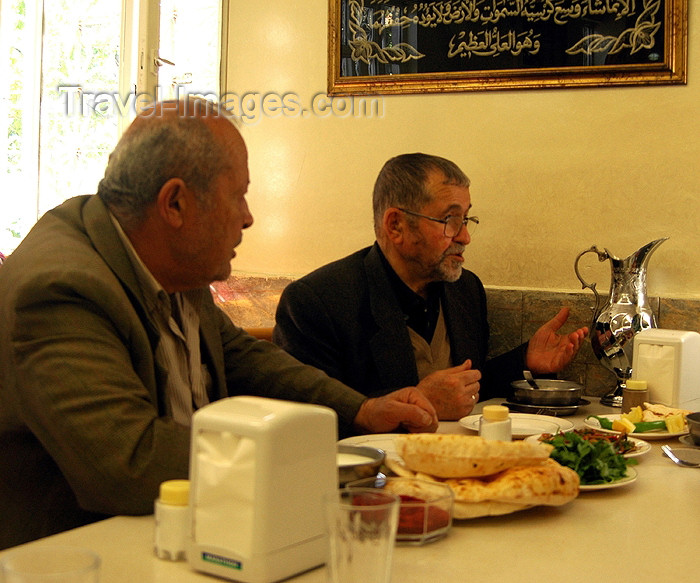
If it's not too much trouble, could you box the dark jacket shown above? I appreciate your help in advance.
[273,243,527,400]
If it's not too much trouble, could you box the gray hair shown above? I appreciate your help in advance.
[97,99,234,228]
[372,153,470,234]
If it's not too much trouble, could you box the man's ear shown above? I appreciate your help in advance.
[156,178,188,228]
[382,207,404,243]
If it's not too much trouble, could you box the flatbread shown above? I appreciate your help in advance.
[380,474,451,501]
[445,459,579,506]
[396,434,553,478]
[383,459,534,518]
[641,402,692,421]
[386,437,579,520]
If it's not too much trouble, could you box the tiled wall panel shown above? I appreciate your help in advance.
[212,277,700,397]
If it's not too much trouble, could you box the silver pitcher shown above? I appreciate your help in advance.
[574,238,668,407]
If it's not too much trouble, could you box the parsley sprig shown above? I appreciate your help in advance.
[543,431,637,485]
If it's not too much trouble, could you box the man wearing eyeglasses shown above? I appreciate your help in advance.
[273,153,587,420]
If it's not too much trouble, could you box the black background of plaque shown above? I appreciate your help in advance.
[339,1,667,77]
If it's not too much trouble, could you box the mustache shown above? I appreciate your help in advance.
[442,244,466,257]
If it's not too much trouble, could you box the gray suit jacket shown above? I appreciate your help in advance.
[274,244,527,400]
[0,195,364,549]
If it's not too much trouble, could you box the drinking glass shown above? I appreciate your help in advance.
[323,488,400,583]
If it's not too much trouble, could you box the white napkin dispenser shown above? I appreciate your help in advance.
[188,396,337,583]
[632,329,700,409]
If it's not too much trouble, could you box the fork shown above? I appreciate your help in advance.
[661,445,700,468]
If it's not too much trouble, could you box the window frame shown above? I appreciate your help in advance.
[0,0,229,252]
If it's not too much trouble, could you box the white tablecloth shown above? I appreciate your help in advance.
[2,399,699,583]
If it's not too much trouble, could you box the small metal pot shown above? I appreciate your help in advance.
[686,412,700,446]
[509,379,584,406]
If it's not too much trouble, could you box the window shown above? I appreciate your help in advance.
[157,0,225,101]
[0,0,227,254]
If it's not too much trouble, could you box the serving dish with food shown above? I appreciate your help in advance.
[525,430,651,458]
[385,434,580,519]
[526,429,638,489]
[578,468,637,491]
[584,402,692,439]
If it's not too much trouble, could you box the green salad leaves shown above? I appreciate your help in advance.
[542,431,637,486]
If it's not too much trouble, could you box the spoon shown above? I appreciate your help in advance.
[523,370,540,389]
[661,445,700,468]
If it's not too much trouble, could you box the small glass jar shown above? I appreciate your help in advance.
[479,405,512,441]
[622,380,649,414]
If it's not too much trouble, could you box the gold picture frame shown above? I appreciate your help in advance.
[328,0,688,95]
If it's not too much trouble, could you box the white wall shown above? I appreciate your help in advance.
[226,2,700,298]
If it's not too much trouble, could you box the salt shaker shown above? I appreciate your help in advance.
[622,379,649,413]
[154,479,190,561]
[479,405,512,441]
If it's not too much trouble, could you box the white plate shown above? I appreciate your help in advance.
[458,413,574,438]
[583,414,689,440]
[524,433,651,458]
[338,434,399,461]
[579,466,638,491]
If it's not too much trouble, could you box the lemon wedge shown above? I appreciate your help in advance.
[612,417,636,434]
[664,414,686,434]
[621,406,643,424]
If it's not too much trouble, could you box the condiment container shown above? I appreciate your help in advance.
[622,379,649,414]
[154,479,190,561]
[346,476,454,545]
[479,405,512,441]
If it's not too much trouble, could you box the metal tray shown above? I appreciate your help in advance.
[502,399,591,417]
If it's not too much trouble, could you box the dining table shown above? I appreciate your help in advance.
[1,398,698,583]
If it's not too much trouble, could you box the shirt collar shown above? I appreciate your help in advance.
[376,245,442,341]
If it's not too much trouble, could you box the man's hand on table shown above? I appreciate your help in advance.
[416,359,482,420]
[353,387,439,434]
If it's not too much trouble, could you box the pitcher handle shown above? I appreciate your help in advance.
[574,245,608,325]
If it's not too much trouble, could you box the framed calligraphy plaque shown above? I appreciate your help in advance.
[328,0,687,94]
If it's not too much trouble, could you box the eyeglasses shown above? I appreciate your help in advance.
[397,208,479,238]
